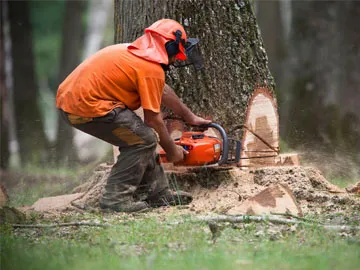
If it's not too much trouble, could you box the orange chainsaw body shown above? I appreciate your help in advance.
[159,132,222,166]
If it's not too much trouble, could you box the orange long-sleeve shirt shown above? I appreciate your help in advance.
[56,44,165,117]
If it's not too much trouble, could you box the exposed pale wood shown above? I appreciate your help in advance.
[275,153,300,166]
[227,184,302,216]
[238,153,300,168]
[31,193,84,212]
[240,88,279,167]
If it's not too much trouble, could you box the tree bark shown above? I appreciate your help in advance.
[8,0,48,165]
[54,0,86,166]
[114,0,277,166]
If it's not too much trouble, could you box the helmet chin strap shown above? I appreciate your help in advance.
[160,63,170,71]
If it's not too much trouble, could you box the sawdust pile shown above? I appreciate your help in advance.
[25,164,359,217]
[181,166,358,215]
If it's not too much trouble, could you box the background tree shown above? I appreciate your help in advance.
[54,0,86,166]
[256,0,360,178]
[7,0,48,166]
[1,1,9,169]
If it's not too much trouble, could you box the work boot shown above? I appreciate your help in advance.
[99,200,150,213]
[146,189,193,207]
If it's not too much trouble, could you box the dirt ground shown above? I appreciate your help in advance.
[22,163,360,219]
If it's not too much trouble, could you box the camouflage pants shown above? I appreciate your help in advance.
[59,108,169,208]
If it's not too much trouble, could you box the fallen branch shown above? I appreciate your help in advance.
[195,215,360,232]
[12,222,110,229]
[270,212,324,224]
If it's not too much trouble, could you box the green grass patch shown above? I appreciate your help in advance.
[2,165,89,208]
[328,176,358,188]
[1,215,359,270]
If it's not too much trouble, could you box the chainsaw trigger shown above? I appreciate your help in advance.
[191,134,205,139]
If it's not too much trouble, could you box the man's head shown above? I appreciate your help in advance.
[145,19,187,63]
[128,19,203,70]
[146,19,202,67]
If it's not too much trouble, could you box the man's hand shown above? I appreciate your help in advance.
[162,84,211,127]
[166,145,188,163]
[144,109,188,164]
[184,114,211,126]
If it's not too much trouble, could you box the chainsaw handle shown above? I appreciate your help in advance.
[200,123,229,165]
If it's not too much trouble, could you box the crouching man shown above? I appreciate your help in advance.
[56,19,210,212]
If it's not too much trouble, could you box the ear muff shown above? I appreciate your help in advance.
[165,30,184,58]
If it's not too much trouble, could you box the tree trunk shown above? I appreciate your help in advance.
[114,0,278,167]
[55,0,86,166]
[0,1,10,169]
[8,0,48,166]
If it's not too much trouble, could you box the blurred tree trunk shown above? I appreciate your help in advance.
[82,0,112,59]
[284,1,360,153]
[114,0,275,135]
[8,0,48,166]
[54,0,86,166]
[0,1,10,169]
[278,0,360,178]
[255,0,285,82]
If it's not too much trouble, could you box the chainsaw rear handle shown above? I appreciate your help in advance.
[199,123,229,165]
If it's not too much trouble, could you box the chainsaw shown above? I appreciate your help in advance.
[159,123,241,166]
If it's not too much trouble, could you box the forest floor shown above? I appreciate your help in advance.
[1,162,360,269]
[1,208,360,270]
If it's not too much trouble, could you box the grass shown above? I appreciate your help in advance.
[1,213,360,270]
[1,162,104,208]
[328,176,358,188]
[1,159,359,270]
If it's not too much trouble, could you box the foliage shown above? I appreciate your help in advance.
[29,0,65,89]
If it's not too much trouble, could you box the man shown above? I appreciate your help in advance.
[56,19,210,213]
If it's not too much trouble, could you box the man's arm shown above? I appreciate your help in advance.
[143,109,185,163]
[161,84,211,126]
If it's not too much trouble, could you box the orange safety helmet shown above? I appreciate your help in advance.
[145,19,187,61]
[128,19,202,68]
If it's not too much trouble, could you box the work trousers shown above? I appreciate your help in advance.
[59,108,169,208]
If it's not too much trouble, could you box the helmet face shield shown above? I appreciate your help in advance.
[174,38,204,71]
